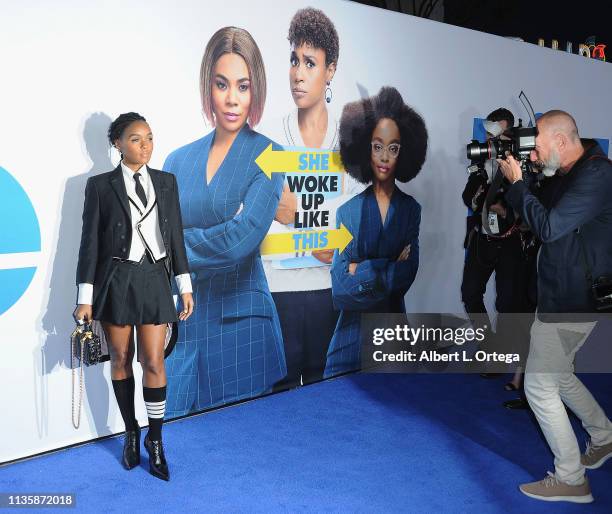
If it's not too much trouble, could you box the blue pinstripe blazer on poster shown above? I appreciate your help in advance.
[324,185,421,377]
[162,125,287,416]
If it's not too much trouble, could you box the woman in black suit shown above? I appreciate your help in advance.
[73,112,194,481]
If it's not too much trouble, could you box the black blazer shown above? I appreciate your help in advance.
[76,165,190,303]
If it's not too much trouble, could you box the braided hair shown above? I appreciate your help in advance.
[108,112,147,146]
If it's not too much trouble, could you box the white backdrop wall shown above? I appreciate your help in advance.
[1,0,611,463]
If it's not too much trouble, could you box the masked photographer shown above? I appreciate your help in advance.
[461,108,535,397]
[499,110,612,504]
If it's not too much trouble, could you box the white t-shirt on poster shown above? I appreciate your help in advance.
[262,109,364,293]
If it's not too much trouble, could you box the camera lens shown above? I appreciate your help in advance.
[466,140,491,161]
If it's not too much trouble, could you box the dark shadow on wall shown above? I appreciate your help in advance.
[405,142,465,313]
[36,113,120,458]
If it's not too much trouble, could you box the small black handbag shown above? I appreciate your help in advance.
[71,322,103,366]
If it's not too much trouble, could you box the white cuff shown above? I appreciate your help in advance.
[77,283,93,305]
[175,273,193,294]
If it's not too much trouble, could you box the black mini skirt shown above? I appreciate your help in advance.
[93,254,178,326]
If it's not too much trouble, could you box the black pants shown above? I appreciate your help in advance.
[461,231,535,359]
[272,288,339,390]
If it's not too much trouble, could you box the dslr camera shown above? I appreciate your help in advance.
[466,120,537,175]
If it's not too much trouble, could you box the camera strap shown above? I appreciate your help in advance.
[480,168,519,238]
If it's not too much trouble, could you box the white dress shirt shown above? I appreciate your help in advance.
[77,162,192,305]
[121,162,166,261]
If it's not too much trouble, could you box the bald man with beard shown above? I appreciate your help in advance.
[498,110,612,503]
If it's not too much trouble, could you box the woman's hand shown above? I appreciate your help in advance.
[274,185,297,225]
[179,293,194,321]
[397,245,411,261]
[312,249,334,264]
[73,304,92,324]
[348,262,358,275]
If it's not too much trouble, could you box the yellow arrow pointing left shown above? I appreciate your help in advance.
[255,144,344,178]
[260,224,353,255]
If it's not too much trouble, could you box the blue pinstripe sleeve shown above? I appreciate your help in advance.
[183,170,284,274]
[331,199,421,310]
[331,204,384,310]
[378,202,420,294]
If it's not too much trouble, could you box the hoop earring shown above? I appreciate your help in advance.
[325,82,333,104]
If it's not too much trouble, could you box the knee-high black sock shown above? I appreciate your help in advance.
[143,385,166,441]
[111,376,137,431]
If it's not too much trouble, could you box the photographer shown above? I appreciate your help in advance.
[499,110,612,504]
[461,108,535,396]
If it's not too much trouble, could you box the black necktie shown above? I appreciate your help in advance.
[133,173,147,207]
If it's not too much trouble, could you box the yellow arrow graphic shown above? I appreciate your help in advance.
[260,224,353,255]
[255,144,344,178]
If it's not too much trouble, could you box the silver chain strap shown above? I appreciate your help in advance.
[70,326,86,429]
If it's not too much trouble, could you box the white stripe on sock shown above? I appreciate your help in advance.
[145,400,166,407]
[145,400,166,419]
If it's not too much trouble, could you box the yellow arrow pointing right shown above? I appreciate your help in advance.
[260,224,353,255]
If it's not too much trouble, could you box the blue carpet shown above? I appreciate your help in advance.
[2,374,611,513]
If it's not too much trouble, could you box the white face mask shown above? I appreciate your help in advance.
[483,120,504,138]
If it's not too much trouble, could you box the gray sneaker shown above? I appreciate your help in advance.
[519,472,593,503]
[581,439,612,469]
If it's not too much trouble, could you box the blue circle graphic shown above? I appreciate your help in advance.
[0,166,41,316]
